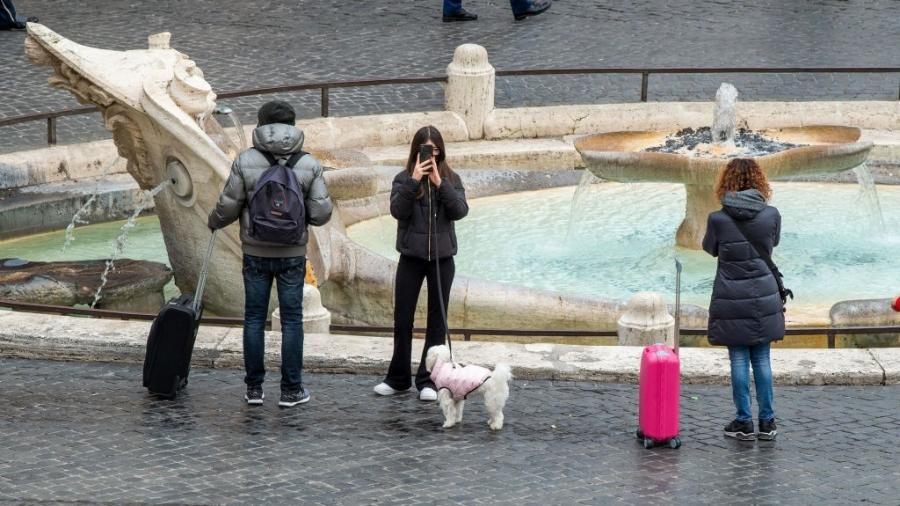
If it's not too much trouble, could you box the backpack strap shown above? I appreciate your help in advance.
[285,151,307,168]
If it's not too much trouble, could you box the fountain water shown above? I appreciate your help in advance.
[214,105,247,151]
[712,83,738,146]
[853,163,886,232]
[566,171,601,241]
[90,180,171,308]
[62,156,121,251]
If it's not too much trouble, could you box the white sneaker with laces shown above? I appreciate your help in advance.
[418,387,438,401]
[374,382,409,396]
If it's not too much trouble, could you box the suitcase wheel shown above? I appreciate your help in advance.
[643,437,654,449]
[668,437,682,449]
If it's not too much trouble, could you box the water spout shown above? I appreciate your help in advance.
[62,156,121,251]
[566,171,601,241]
[853,163,885,232]
[90,179,172,308]
[216,106,247,150]
[712,83,738,146]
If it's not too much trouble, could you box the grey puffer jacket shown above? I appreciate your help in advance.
[208,123,333,258]
[702,189,784,347]
[390,170,468,260]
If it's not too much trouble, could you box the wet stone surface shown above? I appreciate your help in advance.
[0,358,898,505]
[2,0,900,153]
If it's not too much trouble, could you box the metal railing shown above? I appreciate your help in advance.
[1,66,898,145]
[3,299,898,349]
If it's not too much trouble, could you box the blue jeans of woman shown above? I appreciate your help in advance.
[242,254,305,392]
[728,343,775,422]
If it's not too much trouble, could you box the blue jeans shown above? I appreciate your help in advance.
[242,254,305,392]
[443,0,533,16]
[728,343,775,422]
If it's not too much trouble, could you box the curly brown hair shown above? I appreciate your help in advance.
[715,158,772,202]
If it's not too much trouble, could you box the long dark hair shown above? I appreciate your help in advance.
[405,125,457,199]
[715,158,772,202]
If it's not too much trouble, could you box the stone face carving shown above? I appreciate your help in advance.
[169,55,216,120]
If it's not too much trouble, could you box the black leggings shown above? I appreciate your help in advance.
[384,254,455,390]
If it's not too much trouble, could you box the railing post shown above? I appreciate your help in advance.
[321,86,329,117]
[827,330,836,349]
[640,72,649,102]
[47,116,57,145]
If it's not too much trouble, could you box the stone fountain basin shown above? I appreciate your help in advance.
[0,258,172,312]
[574,125,873,184]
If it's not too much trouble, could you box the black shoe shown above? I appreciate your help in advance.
[442,9,478,22]
[279,386,311,407]
[26,16,39,23]
[514,0,552,20]
[245,386,264,406]
[724,419,755,440]
[758,419,777,440]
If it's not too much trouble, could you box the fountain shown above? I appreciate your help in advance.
[574,83,874,249]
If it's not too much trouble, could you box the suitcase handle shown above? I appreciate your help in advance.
[674,258,682,355]
[192,230,218,313]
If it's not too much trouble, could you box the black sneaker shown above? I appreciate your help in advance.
[724,419,755,440]
[758,419,777,440]
[279,386,311,407]
[245,386,264,405]
[442,9,478,22]
[513,0,552,21]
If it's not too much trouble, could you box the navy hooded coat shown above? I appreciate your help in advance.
[702,189,785,347]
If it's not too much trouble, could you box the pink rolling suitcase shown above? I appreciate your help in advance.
[636,259,682,449]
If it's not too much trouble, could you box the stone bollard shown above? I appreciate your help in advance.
[617,292,674,347]
[272,284,332,335]
[445,43,495,140]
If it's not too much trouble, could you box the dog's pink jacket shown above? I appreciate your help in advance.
[430,359,491,401]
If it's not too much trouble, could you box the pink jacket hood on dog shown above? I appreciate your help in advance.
[430,359,491,401]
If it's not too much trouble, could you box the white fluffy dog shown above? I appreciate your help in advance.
[424,345,512,430]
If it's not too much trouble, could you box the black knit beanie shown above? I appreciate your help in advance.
[257,100,296,126]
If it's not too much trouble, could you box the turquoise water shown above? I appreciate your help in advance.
[0,216,178,300]
[348,182,900,310]
[2,182,898,312]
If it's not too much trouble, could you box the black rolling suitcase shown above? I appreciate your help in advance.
[143,231,217,398]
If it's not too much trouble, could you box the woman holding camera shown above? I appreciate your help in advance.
[374,126,469,401]
[703,158,784,441]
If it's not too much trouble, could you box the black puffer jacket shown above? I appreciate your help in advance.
[702,189,784,347]
[390,170,468,260]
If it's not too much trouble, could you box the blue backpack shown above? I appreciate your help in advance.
[248,150,307,245]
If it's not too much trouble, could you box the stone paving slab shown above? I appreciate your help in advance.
[0,357,897,505]
[2,0,899,153]
[0,310,891,386]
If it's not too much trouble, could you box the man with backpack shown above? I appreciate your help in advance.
[208,100,333,407]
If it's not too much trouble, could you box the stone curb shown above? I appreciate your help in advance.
[0,311,892,386]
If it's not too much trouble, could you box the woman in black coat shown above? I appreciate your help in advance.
[373,126,469,401]
[702,158,784,441]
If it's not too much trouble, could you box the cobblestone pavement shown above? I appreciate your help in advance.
[0,358,898,505]
[2,0,899,153]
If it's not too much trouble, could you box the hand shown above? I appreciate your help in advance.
[412,156,431,182]
[427,159,442,188]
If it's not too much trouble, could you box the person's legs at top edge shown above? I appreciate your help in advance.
[376,255,427,395]
[275,256,309,407]
[242,255,274,405]
[724,345,756,440]
[750,342,777,439]
[415,256,455,400]
[443,0,477,21]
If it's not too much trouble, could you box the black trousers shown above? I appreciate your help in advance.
[385,254,455,390]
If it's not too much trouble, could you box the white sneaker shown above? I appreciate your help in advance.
[418,387,438,401]
[373,382,409,396]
